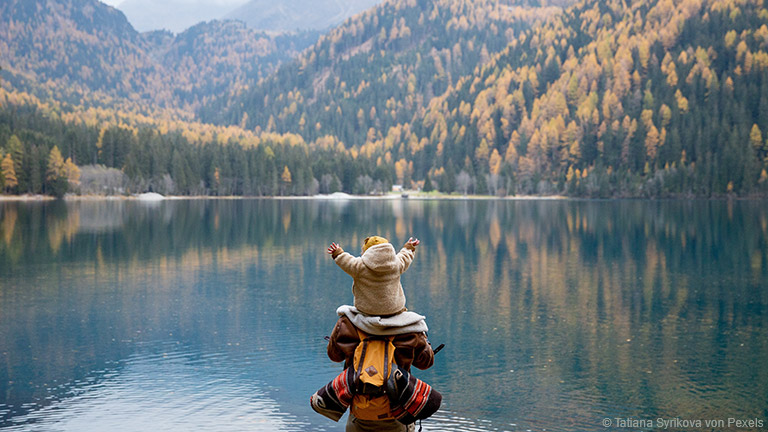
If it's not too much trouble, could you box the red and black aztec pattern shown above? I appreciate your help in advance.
[310,367,355,422]
[390,371,441,424]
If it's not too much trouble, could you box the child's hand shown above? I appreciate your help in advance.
[327,242,340,255]
[405,237,420,249]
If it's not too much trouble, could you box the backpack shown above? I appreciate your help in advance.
[310,328,442,425]
[350,329,397,421]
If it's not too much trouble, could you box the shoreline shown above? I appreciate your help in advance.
[0,192,571,202]
[0,192,764,202]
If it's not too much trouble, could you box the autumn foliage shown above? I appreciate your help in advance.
[3,0,768,197]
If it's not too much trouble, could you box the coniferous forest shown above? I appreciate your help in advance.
[2,0,768,198]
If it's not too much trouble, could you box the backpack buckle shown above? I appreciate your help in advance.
[356,381,385,396]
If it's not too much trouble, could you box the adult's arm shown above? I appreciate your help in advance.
[327,315,360,367]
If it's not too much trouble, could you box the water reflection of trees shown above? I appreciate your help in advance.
[2,200,767,334]
[1,199,766,426]
[409,200,768,423]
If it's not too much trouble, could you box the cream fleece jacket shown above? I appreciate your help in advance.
[332,242,415,316]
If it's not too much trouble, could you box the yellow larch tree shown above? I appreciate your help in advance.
[46,146,66,182]
[2,154,18,192]
[64,158,80,186]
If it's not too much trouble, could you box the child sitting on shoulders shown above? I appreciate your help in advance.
[311,235,441,430]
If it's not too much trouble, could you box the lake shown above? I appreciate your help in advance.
[0,198,766,431]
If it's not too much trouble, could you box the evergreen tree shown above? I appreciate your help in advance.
[439,163,456,193]
[28,145,44,195]
[422,175,434,192]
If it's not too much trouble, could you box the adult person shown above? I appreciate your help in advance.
[326,306,436,432]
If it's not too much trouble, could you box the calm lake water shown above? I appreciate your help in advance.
[0,198,766,431]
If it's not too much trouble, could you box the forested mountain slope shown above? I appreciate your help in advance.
[3,0,768,198]
[0,0,159,106]
[211,0,768,196]
[207,0,555,143]
[416,0,768,196]
[0,0,317,112]
[153,21,318,109]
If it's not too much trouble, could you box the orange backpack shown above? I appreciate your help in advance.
[350,329,397,421]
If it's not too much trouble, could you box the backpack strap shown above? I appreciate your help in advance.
[354,329,369,379]
[382,339,390,387]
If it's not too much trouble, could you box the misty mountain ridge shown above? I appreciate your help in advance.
[116,0,248,33]
[224,0,382,32]
[113,0,383,34]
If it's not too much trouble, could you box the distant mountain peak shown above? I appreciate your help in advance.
[116,0,249,33]
[224,0,382,32]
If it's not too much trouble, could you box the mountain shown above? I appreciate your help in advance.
[0,0,317,111]
[3,0,768,198]
[205,0,545,140]
[0,0,160,104]
[114,0,381,35]
[412,0,768,196]
[203,0,559,165]
[224,0,381,32]
[206,0,768,197]
[152,21,319,108]
[117,0,248,33]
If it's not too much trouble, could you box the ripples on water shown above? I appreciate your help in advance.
[2,346,317,432]
[1,199,766,431]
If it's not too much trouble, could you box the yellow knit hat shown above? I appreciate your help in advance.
[362,235,388,253]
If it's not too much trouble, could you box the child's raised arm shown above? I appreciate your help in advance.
[396,237,419,273]
[327,242,345,260]
[329,242,364,276]
[404,237,420,250]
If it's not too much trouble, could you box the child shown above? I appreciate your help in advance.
[327,235,420,316]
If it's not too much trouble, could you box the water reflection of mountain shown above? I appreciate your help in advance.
[0,199,766,430]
